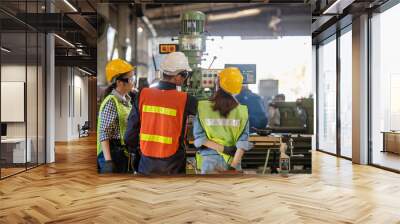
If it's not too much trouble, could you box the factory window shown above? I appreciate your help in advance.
[370,3,400,171]
[317,35,337,155]
[202,36,312,102]
[339,27,352,159]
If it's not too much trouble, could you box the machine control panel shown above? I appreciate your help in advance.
[201,69,222,88]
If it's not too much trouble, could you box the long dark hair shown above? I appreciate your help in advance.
[103,83,117,99]
[211,89,239,117]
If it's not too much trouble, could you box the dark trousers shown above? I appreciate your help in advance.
[138,150,186,175]
[97,149,129,173]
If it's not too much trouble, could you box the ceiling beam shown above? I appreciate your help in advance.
[143,3,265,19]
[53,1,97,39]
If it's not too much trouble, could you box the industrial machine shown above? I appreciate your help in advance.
[267,97,314,134]
[178,11,257,98]
[178,11,212,99]
[176,10,313,174]
[243,97,314,174]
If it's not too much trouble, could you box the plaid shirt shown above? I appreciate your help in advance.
[99,90,131,142]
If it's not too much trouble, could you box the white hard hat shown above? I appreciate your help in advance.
[160,52,192,76]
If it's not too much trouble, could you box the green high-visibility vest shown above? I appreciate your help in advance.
[97,94,132,156]
[197,100,248,168]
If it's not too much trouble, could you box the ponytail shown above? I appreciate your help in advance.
[102,83,116,100]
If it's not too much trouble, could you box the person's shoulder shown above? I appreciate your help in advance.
[239,103,248,109]
[248,91,260,98]
[105,96,117,107]
[99,96,117,114]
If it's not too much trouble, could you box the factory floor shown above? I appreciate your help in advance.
[0,136,399,223]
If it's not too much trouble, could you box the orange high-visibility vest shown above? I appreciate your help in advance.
[139,88,187,158]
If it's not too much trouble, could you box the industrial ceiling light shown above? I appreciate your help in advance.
[1,47,11,53]
[54,34,75,48]
[207,8,261,22]
[76,48,84,55]
[323,0,355,15]
[63,0,78,12]
[142,16,157,37]
[268,15,281,32]
[137,27,143,33]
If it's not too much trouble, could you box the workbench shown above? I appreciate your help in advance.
[186,135,283,174]
[186,134,312,174]
[248,135,282,174]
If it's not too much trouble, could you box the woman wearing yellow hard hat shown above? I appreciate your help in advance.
[97,59,135,173]
[193,67,250,174]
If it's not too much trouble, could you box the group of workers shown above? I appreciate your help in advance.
[97,52,268,175]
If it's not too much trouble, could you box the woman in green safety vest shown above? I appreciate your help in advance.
[193,67,251,174]
[97,59,135,173]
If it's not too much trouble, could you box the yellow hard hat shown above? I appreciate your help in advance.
[105,59,134,83]
[219,67,243,95]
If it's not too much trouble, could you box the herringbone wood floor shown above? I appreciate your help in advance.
[0,136,400,224]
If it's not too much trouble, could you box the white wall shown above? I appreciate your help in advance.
[1,64,46,164]
[1,65,37,138]
[55,67,89,141]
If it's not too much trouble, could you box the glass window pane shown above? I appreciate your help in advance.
[1,31,28,177]
[0,0,46,179]
[27,31,38,169]
[340,28,352,158]
[371,3,400,171]
[318,37,337,154]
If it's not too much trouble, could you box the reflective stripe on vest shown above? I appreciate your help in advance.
[142,105,177,116]
[141,133,172,144]
[197,100,248,167]
[97,94,132,156]
[139,88,187,158]
[205,118,240,127]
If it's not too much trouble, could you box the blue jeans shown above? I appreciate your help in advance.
[198,149,242,174]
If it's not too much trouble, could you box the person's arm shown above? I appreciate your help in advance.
[235,121,250,151]
[99,100,118,161]
[230,149,245,168]
[193,114,208,148]
[203,140,224,152]
[230,121,250,168]
[257,96,268,128]
[101,140,112,160]
[276,108,281,126]
[125,92,141,154]
[187,95,198,116]
[193,114,225,151]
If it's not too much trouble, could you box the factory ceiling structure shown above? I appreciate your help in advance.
[0,0,391,75]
